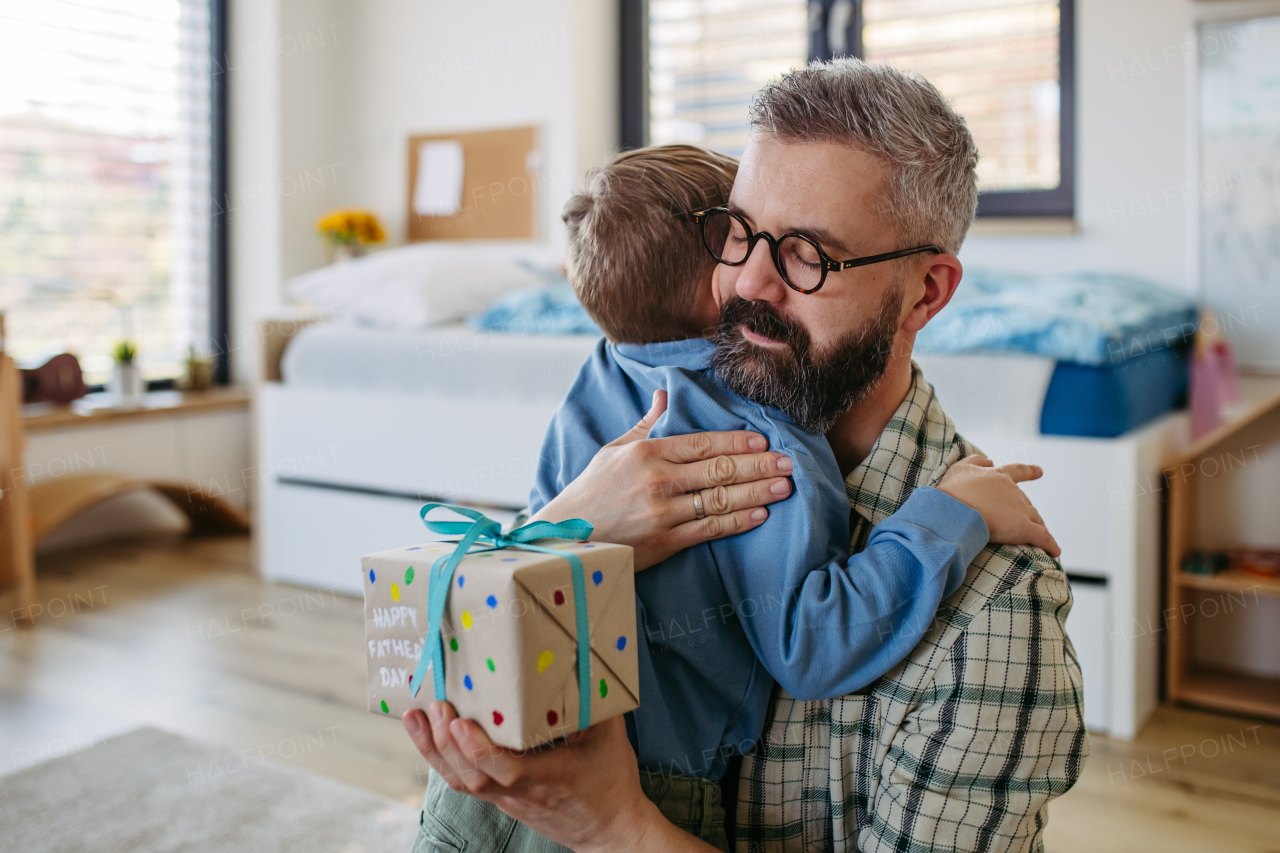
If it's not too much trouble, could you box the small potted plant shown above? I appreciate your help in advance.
[317,209,386,263]
[111,340,144,404]
[179,346,215,392]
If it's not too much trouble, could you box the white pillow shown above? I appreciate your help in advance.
[285,242,560,329]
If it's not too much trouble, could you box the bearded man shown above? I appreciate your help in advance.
[405,57,1089,853]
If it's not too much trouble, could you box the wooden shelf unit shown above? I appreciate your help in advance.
[1178,667,1280,720]
[1178,569,1280,598]
[21,386,249,432]
[1165,386,1280,721]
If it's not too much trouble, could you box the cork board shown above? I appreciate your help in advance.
[407,126,538,241]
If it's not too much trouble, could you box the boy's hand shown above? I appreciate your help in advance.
[936,455,1061,558]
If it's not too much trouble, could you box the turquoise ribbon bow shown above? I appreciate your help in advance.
[409,504,596,731]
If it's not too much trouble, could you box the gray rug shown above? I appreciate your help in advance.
[0,727,419,853]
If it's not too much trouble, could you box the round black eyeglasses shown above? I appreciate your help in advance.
[692,207,942,295]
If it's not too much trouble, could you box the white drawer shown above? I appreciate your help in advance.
[258,384,553,509]
[263,481,517,595]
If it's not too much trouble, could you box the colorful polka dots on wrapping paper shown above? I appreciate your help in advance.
[366,535,634,747]
[488,545,625,739]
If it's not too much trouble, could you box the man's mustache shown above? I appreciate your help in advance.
[718,297,811,360]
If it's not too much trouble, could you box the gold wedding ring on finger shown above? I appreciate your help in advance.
[692,490,706,520]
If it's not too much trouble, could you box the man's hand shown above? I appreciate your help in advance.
[936,455,1061,557]
[532,390,794,570]
[403,704,718,853]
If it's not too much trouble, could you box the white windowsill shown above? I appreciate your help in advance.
[968,217,1079,237]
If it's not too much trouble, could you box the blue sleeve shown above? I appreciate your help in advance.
[755,485,986,700]
[655,385,988,701]
[529,340,650,515]
[529,409,567,516]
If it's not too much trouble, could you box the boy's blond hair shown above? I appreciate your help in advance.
[562,145,738,344]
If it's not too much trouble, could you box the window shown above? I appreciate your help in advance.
[0,0,225,387]
[623,0,1074,217]
[645,0,809,157]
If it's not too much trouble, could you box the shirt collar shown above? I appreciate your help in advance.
[613,338,714,371]
[844,362,958,527]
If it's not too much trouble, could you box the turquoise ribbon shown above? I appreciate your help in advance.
[409,504,596,731]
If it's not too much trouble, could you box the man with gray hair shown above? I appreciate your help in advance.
[404,57,1088,853]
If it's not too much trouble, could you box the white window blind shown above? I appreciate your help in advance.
[648,0,808,157]
[862,0,1061,193]
[0,0,212,385]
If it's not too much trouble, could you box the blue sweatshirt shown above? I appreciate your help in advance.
[530,338,987,779]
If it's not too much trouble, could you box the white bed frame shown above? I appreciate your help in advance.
[254,321,531,595]
[254,321,1187,739]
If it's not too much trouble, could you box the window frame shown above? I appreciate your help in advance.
[620,0,1075,218]
[211,0,230,385]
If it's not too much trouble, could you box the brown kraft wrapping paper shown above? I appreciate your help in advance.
[363,538,638,750]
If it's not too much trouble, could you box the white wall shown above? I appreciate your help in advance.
[228,0,616,382]
[959,0,1280,299]
[228,0,286,385]
[275,0,616,279]
[959,0,1196,291]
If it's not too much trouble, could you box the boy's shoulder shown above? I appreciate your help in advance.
[584,338,833,461]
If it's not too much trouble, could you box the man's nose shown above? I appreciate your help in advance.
[733,238,788,304]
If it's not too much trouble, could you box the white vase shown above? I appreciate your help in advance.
[111,362,144,405]
[326,242,365,264]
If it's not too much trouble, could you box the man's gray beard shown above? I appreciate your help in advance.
[710,288,901,435]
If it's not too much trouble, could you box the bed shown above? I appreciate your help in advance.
[256,322,598,596]
[256,257,1195,739]
[916,269,1195,437]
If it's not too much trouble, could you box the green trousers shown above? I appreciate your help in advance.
[413,768,730,852]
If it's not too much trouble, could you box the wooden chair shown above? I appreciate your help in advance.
[0,314,36,625]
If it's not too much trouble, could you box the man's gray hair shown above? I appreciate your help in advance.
[750,57,979,254]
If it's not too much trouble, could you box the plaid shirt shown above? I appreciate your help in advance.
[736,365,1089,853]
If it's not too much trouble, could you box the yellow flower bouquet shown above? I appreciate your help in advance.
[316,209,386,261]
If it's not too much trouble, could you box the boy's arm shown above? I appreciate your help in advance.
[528,340,631,515]
[647,389,989,701]
[713,452,988,701]
[528,409,567,516]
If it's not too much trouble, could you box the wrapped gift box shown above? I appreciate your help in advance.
[363,537,638,750]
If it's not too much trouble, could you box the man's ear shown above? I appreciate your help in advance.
[902,255,962,334]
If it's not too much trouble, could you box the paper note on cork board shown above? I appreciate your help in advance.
[413,140,465,216]
[406,125,537,241]
[363,539,638,750]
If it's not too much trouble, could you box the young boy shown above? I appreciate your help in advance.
[418,146,1042,852]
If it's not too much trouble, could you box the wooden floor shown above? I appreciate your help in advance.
[2,535,1279,851]
[0,534,431,808]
